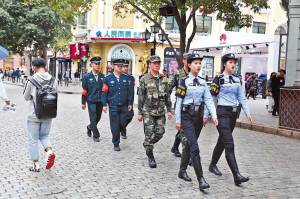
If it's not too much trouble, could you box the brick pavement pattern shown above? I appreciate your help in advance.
[0,85,299,199]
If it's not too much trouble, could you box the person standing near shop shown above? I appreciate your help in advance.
[137,55,173,168]
[175,53,218,191]
[169,52,191,158]
[101,59,133,151]
[119,60,135,139]
[81,57,105,142]
[209,53,253,186]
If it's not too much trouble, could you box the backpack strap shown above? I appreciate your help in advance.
[28,77,42,89]
[48,77,55,87]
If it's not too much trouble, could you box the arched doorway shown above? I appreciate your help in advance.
[107,44,135,74]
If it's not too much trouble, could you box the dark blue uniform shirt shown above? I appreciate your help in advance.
[82,72,105,104]
[101,73,132,107]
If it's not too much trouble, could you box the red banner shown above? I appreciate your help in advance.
[70,43,89,59]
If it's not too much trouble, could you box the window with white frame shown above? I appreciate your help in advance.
[196,16,212,34]
[252,22,266,34]
[165,16,179,33]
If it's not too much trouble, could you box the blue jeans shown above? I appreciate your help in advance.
[27,120,52,161]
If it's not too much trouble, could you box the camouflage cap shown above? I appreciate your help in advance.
[183,52,192,59]
[148,55,161,63]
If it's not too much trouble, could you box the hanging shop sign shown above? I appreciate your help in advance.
[91,28,145,41]
[70,43,89,60]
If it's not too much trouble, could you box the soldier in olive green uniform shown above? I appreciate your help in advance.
[137,55,173,168]
[169,53,192,157]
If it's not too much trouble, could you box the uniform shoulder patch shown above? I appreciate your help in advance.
[176,79,187,98]
[210,76,221,96]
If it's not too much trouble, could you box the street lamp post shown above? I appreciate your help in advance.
[142,24,168,56]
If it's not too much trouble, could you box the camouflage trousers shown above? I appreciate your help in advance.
[143,113,166,151]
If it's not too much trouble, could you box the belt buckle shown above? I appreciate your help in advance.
[232,107,237,112]
[194,105,200,112]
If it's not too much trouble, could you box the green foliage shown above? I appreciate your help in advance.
[0,0,95,56]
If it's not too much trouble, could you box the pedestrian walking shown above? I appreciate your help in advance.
[64,70,70,87]
[271,72,280,116]
[120,61,135,139]
[169,52,192,158]
[137,55,173,168]
[175,53,218,191]
[81,57,105,142]
[101,59,133,151]
[247,75,258,100]
[209,53,253,186]
[57,72,62,86]
[23,58,57,172]
[266,72,276,113]
[0,72,10,105]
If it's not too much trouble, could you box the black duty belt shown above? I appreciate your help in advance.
[217,105,238,112]
[182,103,204,112]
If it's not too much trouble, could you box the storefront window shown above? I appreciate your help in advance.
[252,22,266,34]
[196,16,212,34]
[165,16,179,33]
[201,56,214,79]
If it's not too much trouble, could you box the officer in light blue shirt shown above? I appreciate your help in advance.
[175,53,218,191]
[209,53,253,186]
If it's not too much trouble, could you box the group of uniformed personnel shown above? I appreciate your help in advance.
[81,57,134,151]
[81,52,253,192]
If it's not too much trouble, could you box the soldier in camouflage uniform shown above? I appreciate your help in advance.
[169,53,192,157]
[137,55,173,168]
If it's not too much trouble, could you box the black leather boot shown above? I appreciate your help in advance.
[209,164,222,176]
[87,126,92,137]
[192,155,210,191]
[146,149,157,168]
[234,173,249,186]
[171,137,181,157]
[225,146,249,186]
[178,148,192,182]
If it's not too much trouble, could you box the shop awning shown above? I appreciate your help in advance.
[190,31,274,49]
[0,45,9,60]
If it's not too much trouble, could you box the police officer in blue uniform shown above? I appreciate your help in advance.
[120,60,135,139]
[101,59,133,151]
[175,53,218,191]
[81,56,105,142]
[209,53,253,186]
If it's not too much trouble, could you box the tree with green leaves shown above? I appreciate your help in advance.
[114,0,269,64]
[0,0,95,59]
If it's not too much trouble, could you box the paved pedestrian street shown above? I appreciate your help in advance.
[1,85,300,199]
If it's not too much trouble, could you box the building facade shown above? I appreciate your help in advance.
[72,0,287,79]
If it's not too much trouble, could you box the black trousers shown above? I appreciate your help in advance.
[272,93,280,115]
[181,109,203,158]
[87,102,103,138]
[211,106,237,166]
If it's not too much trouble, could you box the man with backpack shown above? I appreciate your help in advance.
[23,58,58,172]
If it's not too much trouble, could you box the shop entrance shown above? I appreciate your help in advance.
[108,44,135,74]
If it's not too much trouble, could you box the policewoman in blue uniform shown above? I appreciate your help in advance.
[101,59,133,151]
[175,53,218,191]
[120,60,135,139]
[81,56,105,142]
[209,53,253,186]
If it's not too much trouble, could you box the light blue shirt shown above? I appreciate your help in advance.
[215,73,250,116]
[175,73,217,123]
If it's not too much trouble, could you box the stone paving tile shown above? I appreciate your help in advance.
[0,85,299,199]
